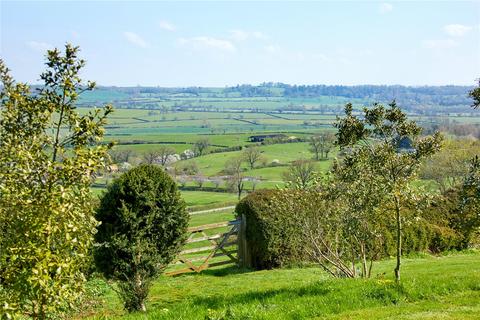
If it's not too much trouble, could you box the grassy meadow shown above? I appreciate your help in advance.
[81,251,480,320]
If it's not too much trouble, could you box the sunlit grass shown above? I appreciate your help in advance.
[82,251,480,319]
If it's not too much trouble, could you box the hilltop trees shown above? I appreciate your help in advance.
[94,165,189,312]
[0,44,112,319]
[335,102,442,282]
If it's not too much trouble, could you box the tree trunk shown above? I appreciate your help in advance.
[394,195,402,282]
[360,242,367,278]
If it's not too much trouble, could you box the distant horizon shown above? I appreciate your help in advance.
[24,82,476,88]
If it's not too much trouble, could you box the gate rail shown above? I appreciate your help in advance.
[166,218,245,276]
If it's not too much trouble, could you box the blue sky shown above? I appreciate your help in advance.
[1,1,479,86]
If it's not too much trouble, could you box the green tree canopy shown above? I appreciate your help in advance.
[0,44,112,319]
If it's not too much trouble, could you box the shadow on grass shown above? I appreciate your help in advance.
[190,283,333,309]
[200,266,253,277]
[170,266,253,278]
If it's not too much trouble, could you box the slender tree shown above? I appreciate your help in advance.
[335,102,442,282]
[225,157,245,199]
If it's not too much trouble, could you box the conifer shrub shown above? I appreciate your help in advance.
[94,164,189,312]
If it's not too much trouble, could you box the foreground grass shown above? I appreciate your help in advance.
[83,251,480,319]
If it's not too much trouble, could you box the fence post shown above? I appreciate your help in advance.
[238,214,251,268]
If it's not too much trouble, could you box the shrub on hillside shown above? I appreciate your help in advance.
[238,187,466,274]
[94,164,189,312]
[235,189,308,269]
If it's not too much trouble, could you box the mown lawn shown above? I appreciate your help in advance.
[82,251,480,319]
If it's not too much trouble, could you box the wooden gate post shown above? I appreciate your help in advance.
[238,214,251,268]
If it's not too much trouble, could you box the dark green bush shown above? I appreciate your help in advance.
[239,189,465,272]
[235,189,308,269]
[94,164,189,312]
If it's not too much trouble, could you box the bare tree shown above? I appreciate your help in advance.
[309,133,335,160]
[211,177,223,190]
[193,175,207,189]
[243,146,263,169]
[225,157,245,199]
[194,138,210,156]
[251,178,260,191]
[282,159,317,189]
[156,146,176,166]
[109,149,135,163]
[176,175,188,188]
[143,151,159,164]
[175,161,199,176]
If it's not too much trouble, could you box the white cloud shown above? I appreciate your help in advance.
[379,3,393,14]
[26,41,53,52]
[159,20,176,32]
[178,36,236,52]
[423,39,458,49]
[311,53,330,62]
[264,44,280,54]
[123,31,148,48]
[444,24,472,37]
[252,31,267,40]
[229,29,268,41]
[230,29,249,41]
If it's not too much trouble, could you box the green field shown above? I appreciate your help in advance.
[180,191,239,208]
[82,251,480,319]
[88,87,480,211]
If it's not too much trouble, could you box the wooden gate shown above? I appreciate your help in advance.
[166,218,243,276]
